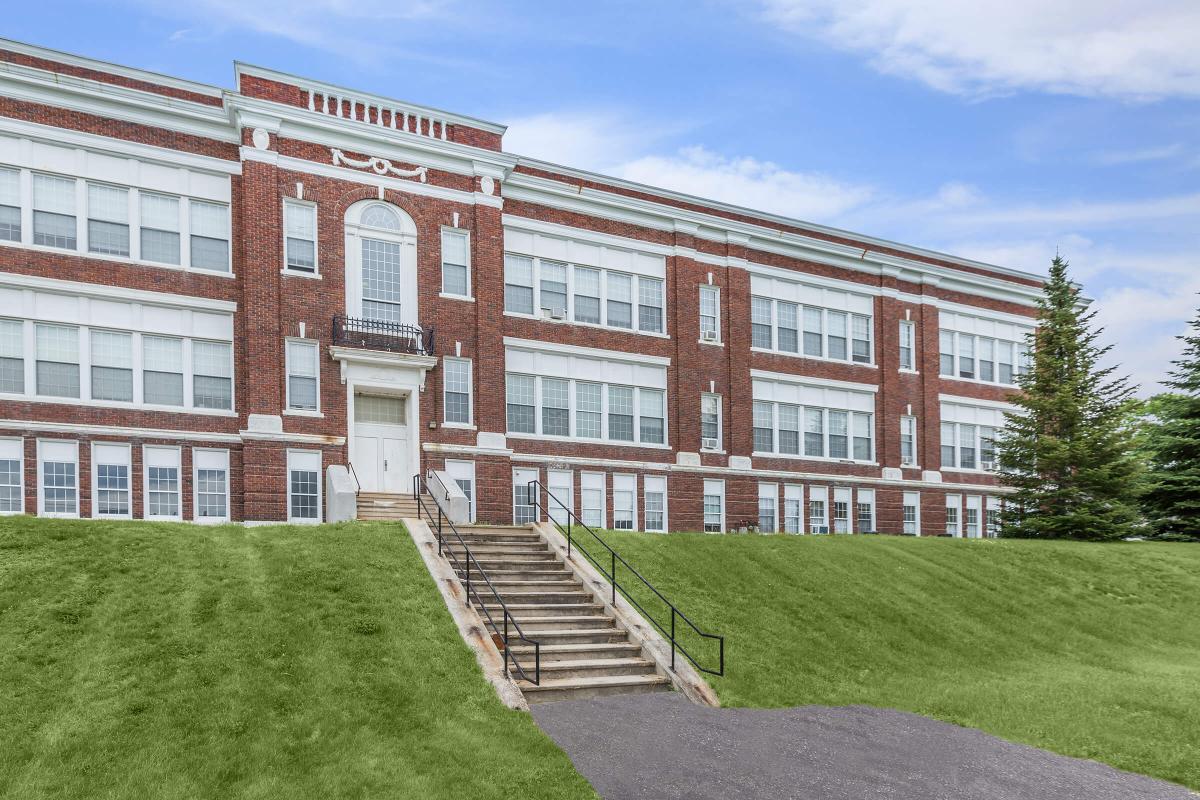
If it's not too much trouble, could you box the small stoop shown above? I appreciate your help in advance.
[357,492,432,521]
[445,524,671,704]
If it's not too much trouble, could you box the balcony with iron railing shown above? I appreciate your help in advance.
[332,315,435,357]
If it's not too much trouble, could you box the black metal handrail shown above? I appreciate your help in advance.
[333,315,435,356]
[527,479,725,676]
[414,472,540,685]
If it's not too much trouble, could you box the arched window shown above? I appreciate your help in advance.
[359,203,402,232]
[344,201,418,325]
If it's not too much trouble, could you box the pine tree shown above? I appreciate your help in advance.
[996,255,1141,540]
[1140,305,1200,540]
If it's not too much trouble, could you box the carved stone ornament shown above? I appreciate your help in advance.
[251,128,271,150]
[480,175,495,196]
[331,148,428,183]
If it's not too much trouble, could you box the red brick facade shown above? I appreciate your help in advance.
[0,42,1038,535]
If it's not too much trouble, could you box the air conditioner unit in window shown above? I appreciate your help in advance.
[546,307,567,321]
[701,437,718,451]
[701,329,718,342]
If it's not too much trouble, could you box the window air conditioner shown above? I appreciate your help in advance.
[701,329,718,342]
[547,307,567,321]
[701,437,718,450]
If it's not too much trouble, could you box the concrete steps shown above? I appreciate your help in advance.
[356,492,431,520]
[437,524,671,704]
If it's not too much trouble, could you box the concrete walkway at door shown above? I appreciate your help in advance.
[532,694,1194,800]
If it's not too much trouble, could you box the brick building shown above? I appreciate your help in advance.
[0,39,1036,535]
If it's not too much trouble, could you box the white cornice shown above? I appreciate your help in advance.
[939,394,1021,412]
[750,369,879,394]
[0,272,237,313]
[0,418,241,443]
[503,336,672,367]
[502,215,674,257]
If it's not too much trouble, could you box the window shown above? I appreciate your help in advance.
[445,460,476,523]
[965,496,982,538]
[143,336,183,406]
[639,389,665,444]
[32,173,76,249]
[940,329,1025,386]
[753,401,774,453]
[856,489,875,533]
[751,297,773,349]
[783,485,803,533]
[699,285,720,341]
[288,450,321,523]
[777,303,798,353]
[574,267,601,324]
[980,426,997,470]
[540,260,568,314]
[92,443,130,518]
[0,319,24,394]
[941,422,956,469]
[998,341,1015,384]
[939,330,955,376]
[778,404,800,455]
[986,497,1001,538]
[851,315,872,363]
[644,475,667,532]
[703,479,724,532]
[576,382,602,438]
[900,415,917,466]
[755,401,872,462]
[443,358,472,425]
[438,229,469,296]
[355,394,405,424]
[193,341,233,410]
[758,483,778,533]
[899,320,915,370]
[941,412,1007,471]
[144,446,181,520]
[194,449,230,523]
[903,492,920,535]
[0,168,20,242]
[581,472,605,528]
[286,340,319,412]
[753,296,873,364]
[613,474,636,530]
[607,273,633,329]
[945,495,961,537]
[361,238,402,321]
[828,411,849,459]
[959,424,977,469]
[541,378,569,436]
[832,487,851,533]
[38,440,78,517]
[0,438,23,514]
[808,486,829,533]
[804,408,824,458]
[802,306,823,356]
[87,183,130,256]
[978,337,995,382]
[638,277,664,333]
[608,385,634,441]
[35,324,79,398]
[189,200,229,272]
[827,311,847,361]
[504,254,534,314]
[958,335,975,379]
[90,330,133,402]
[285,200,317,273]
[513,468,538,525]
[701,393,721,449]
[140,193,181,265]
[852,414,872,461]
[506,374,535,433]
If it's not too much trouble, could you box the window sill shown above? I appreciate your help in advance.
[898,368,920,376]
[751,451,878,467]
[503,311,671,340]
[0,238,235,278]
[439,293,475,302]
[38,512,80,519]
[284,409,324,418]
[282,268,322,279]
[939,374,1019,389]
[698,339,724,347]
[441,422,477,430]
[507,432,672,450]
[699,448,727,455]
[750,347,877,369]
[0,392,238,416]
[287,517,322,526]
[941,467,997,475]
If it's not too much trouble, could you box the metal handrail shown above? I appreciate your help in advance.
[527,479,725,676]
[413,472,540,685]
[347,461,362,494]
[332,314,435,356]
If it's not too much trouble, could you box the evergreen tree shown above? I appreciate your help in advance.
[1140,305,1200,540]
[996,255,1141,540]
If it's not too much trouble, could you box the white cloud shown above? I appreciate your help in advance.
[1092,143,1186,166]
[760,0,1200,99]
[503,111,682,172]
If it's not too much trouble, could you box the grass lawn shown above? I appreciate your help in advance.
[585,530,1200,790]
[0,516,596,800]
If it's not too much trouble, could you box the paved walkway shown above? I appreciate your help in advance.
[532,693,1195,800]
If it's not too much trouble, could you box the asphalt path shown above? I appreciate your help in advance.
[532,693,1195,800]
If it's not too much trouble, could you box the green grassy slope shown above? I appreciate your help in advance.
[594,531,1200,790]
[0,517,596,800]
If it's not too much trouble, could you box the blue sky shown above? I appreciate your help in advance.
[8,0,1199,393]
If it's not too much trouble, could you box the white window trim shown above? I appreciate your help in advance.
[751,403,876,465]
[698,284,722,345]
[0,436,25,515]
[855,488,876,534]
[945,494,963,538]
[442,356,474,428]
[899,319,918,373]
[750,296,875,366]
[505,373,670,449]
[36,438,79,519]
[900,415,919,469]
[580,470,607,529]
[938,329,1026,388]
[700,392,723,452]
[193,447,231,524]
[439,226,473,300]
[90,441,132,520]
[702,478,725,533]
[282,197,320,278]
[902,491,922,536]
[142,444,183,521]
[612,473,638,531]
[284,337,322,417]
[287,448,323,524]
[643,475,668,533]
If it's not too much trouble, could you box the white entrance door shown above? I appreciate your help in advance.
[513,468,539,525]
[352,394,409,493]
[547,469,573,526]
[444,460,476,523]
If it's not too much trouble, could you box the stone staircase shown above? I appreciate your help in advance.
[357,492,431,521]
[441,524,671,703]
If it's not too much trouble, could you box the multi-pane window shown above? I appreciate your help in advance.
[703,480,724,532]
[145,449,181,519]
[32,173,76,249]
[701,393,721,450]
[856,489,875,533]
[506,374,536,433]
[939,329,1027,386]
[0,445,20,513]
[581,472,605,528]
[0,319,24,394]
[607,385,635,441]
[90,330,133,402]
[192,341,233,410]
[195,450,230,522]
[699,285,720,341]
[35,324,79,398]
[504,375,666,445]
[576,382,602,438]
[965,497,981,538]
[42,459,77,515]
[361,238,403,321]
[440,229,469,296]
[513,469,538,525]
[541,378,570,436]
[754,402,873,462]
[140,193,181,265]
[503,252,665,335]
[644,476,667,532]
[899,320,915,370]
[941,422,999,471]
[285,200,317,272]
[87,183,130,256]
[94,448,130,518]
[189,200,229,272]
[143,336,184,406]
[809,498,828,534]
[286,340,319,411]
[900,415,917,466]
[751,296,872,364]
[758,484,777,533]
[832,497,850,533]
[288,451,321,522]
[783,485,802,533]
[986,498,1001,538]
[443,358,472,425]
[946,496,961,536]
[902,492,920,535]
[639,389,665,443]
[613,475,636,530]
[0,168,20,241]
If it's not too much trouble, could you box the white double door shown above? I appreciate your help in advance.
[351,393,410,494]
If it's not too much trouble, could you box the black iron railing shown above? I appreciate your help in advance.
[414,472,540,685]
[527,479,725,676]
[333,315,435,356]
